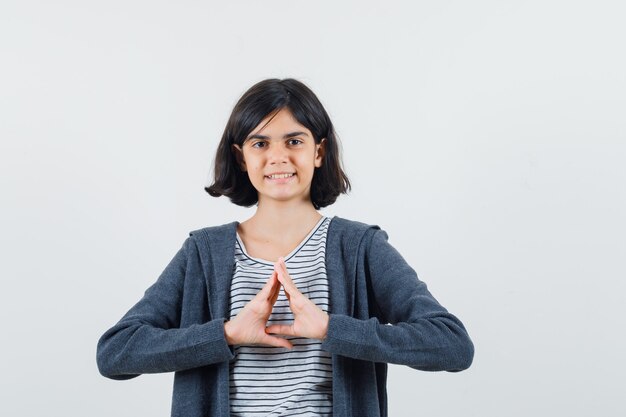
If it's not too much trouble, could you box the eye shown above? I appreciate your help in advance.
[250,141,267,149]
[287,138,303,146]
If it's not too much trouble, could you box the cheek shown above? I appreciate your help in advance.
[247,161,263,173]
[244,164,261,182]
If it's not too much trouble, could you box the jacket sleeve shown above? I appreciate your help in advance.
[96,237,234,380]
[321,228,474,372]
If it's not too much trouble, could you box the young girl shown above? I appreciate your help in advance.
[97,78,474,417]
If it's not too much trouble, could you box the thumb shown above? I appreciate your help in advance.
[259,332,293,349]
[266,323,296,337]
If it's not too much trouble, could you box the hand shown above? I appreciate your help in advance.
[224,271,293,349]
[265,257,329,340]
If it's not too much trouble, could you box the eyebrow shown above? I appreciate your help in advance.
[246,131,309,141]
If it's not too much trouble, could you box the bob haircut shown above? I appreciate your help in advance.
[205,78,350,209]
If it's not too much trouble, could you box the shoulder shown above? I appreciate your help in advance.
[180,221,239,252]
[328,216,389,248]
[328,216,377,232]
[188,221,238,239]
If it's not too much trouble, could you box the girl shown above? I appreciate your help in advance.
[97,78,474,417]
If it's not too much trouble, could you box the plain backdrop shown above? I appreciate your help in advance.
[1,1,625,416]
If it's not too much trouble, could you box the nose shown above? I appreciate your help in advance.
[267,143,288,165]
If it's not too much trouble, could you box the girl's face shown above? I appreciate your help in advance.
[233,108,325,207]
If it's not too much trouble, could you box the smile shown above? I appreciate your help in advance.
[265,173,295,179]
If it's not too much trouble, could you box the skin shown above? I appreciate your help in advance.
[224,108,330,348]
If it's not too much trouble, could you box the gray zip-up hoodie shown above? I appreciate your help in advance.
[97,217,474,416]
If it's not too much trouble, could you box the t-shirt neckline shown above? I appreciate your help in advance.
[235,216,329,265]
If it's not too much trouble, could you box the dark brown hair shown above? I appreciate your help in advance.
[205,78,350,209]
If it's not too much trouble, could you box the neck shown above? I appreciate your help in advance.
[245,198,321,238]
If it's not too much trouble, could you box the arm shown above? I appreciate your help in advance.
[321,228,474,372]
[96,237,234,380]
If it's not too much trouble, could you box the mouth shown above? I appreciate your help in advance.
[265,172,296,180]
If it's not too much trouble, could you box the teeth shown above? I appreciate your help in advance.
[267,173,294,179]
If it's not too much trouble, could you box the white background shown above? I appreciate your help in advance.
[1,1,625,416]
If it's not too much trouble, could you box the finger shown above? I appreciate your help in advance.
[274,267,293,294]
[268,271,281,305]
[259,333,293,349]
[275,258,299,294]
[278,257,290,276]
[266,323,296,337]
[280,258,296,287]
[259,271,278,297]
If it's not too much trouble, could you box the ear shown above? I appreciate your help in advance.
[314,138,326,168]
[232,144,247,172]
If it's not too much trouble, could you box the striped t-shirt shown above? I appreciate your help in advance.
[228,216,333,417]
